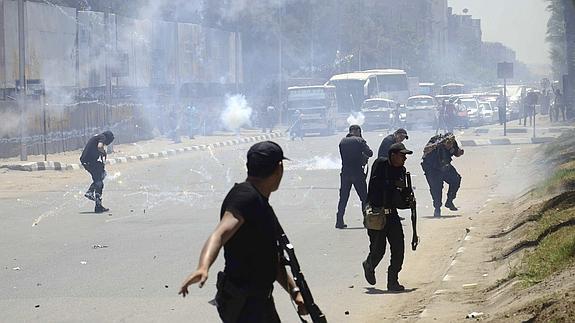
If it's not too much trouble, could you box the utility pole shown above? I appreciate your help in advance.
[104,3,112,107]
[17,0,27,161]
[562,0,575,118]
[278,3,283,124]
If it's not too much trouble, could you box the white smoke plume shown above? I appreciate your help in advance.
[220,94,252,132]
[285,155,342,171]
[347,111,365,126]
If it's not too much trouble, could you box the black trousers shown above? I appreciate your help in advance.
[215,272,280,323]
[365,214,404,283]
[336,172,368,225]
[424,165,461,209]
[83,161,105,205]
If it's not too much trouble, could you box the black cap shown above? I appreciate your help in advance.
[394,128,408,139]
[247,141,289,166]
[389,143,413,155]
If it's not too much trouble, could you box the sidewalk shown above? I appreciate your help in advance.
[0,128,286,172]
[455,115,573,147]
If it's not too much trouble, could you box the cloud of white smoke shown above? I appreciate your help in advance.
[347,111,365,126]
[220,94,253,132]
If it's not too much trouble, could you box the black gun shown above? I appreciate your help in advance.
[277,224,327,323]
[406,172,419,251]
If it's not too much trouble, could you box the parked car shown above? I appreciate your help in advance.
[478,101,495,124]
[361,98,397,130]
[405,95,437,129]
[459,98,482,126]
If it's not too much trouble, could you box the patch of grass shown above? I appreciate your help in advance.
[542,168,575,192]
[526,208,575,241]
[517,226,575,285]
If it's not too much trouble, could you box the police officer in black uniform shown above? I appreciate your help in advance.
[362,143,413,291]
[336,125,373,229]
[377,128,408,159]
[421,133,464,217]
[80,131,114,213]
[179,141,307,322]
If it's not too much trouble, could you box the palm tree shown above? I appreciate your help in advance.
[546,0,567,79]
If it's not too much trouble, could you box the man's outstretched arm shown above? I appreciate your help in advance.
[179,211,244,297]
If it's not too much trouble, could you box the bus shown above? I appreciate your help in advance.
[327,69,410,112]
[286,85,337,135]
[441,83,465,95]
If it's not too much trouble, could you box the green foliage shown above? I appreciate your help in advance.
[546,0,567,79]
[518,225,575,285]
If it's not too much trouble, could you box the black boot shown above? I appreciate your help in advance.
[387,280,405,292]
[95,205,110,213]
[434,207,441,217]
[362,260,376,285]
[94,193,109,213]
[445,200,458,211]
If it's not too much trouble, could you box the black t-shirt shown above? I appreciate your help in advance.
[339,135,373,175]
[367,158,406,209]
[220,182,280,290]
[80,134,106,163]
[377,134,395,159]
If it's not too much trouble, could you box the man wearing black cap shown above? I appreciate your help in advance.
[336,125,373,229]
[377,128,408,159]
[80,130,114,213]
[421,133,464,217]
[179,141,306,322]
[362,142,413,291]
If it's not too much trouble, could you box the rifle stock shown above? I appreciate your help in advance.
[406,172,419,251]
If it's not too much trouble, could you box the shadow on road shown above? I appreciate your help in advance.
[364,287,418,295]
[421,215,462,219]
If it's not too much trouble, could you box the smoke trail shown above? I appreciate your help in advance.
[220,94,253,132]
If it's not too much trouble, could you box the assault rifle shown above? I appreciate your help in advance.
[406,172,419,251]
[277,223,327,323]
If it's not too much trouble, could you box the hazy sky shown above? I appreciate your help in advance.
[449,0,550,66]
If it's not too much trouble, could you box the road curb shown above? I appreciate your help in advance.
[460,136,556,147]
[0,132,284,172]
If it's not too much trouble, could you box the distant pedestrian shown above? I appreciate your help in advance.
[553,88,566,122]
[336,125,373,229]
[435,102,447,135]
[287,110,304,140]
[186,105,200,139]
[80,131,114,213]
[261,105,276,133]
[377,128,408,160]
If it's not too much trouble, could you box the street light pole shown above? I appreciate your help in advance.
[278,3,283,124]
[18,0,27,161]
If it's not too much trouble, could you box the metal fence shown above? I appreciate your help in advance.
[0,100,152,158]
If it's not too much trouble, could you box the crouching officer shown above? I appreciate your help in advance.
[80,131,114,213]
[362,143,413,291]
[336,125,373,229]
[421,133,464,217]
[179,141,307,322]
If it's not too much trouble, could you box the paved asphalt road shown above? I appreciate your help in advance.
[0,128,540,322]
